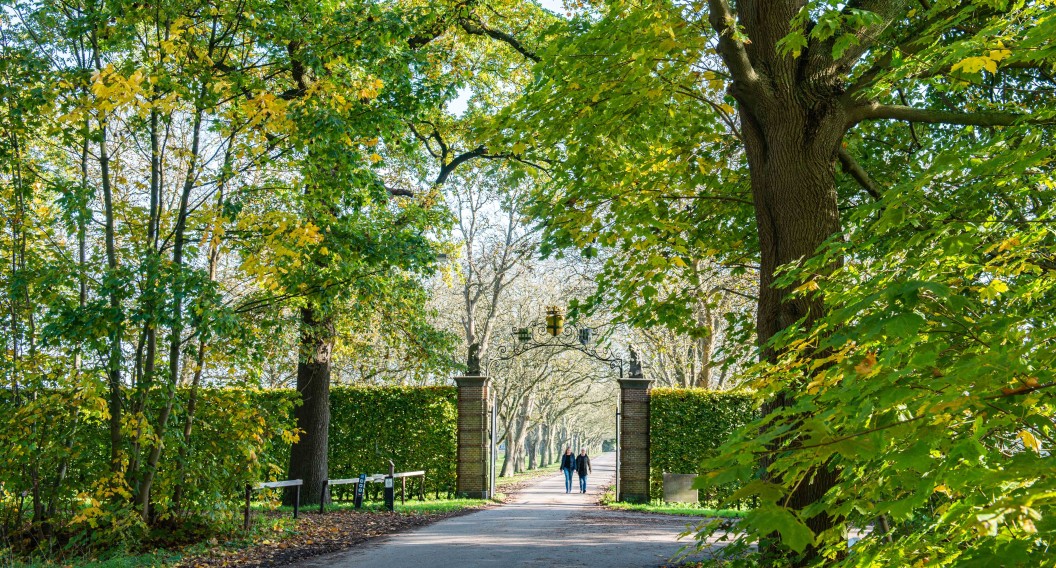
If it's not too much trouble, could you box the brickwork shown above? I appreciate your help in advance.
[618,378,653,503]
[454,376,490,498]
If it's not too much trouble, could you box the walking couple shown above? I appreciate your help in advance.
[559,447,591,494]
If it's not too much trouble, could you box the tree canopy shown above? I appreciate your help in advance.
[508,0,1056,564]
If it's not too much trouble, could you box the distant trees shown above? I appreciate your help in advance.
[430,163,617,476]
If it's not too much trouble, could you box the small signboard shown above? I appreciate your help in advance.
[383,475,395,511]
[663,473,699,504]
[354,473,367,509]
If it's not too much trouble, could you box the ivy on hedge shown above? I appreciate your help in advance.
[650,388,758,505]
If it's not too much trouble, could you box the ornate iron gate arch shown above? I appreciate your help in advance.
[453,307,653,503]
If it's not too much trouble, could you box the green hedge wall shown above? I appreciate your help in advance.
[326,385,457,497]
[649,388,758,505]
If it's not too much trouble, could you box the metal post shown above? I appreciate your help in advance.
[294,485,300,519]
[244,484,252,530]
[481,389,488,499]
[354,473,366,509]
[490,392,497,499]
[616,363,623,502]
[615,407,621,501]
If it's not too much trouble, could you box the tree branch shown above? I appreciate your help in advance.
[434,146,488,186]
[706,0,761,103]
[837,147,882,201]
[847,103,1049,127]
[459,17,539,62]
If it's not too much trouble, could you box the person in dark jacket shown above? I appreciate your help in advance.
[560,447,576,493]
[575,449,591,493]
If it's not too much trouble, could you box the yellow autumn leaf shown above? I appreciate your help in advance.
[369,153,383,164]
[854,352,877,375]
[952,56,992,74]
[989,49,1012,62]
[1019,430,1040,454]
[997,236,1021,252]
[986,279,1009,296]
[952,50,1010,75]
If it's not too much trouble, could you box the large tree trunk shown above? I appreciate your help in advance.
[739,85,845,561]
[526,425,538,470]
[706,1,856,561]
[499,430,512,477]
[286,306,335,506]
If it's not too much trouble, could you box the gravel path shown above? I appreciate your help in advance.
[295,453,718,568]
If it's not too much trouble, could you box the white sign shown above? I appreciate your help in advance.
[385,477,394,488]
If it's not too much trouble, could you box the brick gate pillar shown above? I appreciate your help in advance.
[618,377,654,503]
[454,375,490,499]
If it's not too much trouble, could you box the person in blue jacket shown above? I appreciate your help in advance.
[559,447,576,493]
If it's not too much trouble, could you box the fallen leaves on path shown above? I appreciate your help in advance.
[179,507,482,567]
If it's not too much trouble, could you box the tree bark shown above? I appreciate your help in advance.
[527,430,537,470]
[286,306,335,506]
[740,87,844,566]
[707,0,850,561]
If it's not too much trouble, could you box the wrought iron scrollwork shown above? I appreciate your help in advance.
[482,320,625,378]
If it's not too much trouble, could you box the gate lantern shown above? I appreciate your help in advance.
[545,305,565,337]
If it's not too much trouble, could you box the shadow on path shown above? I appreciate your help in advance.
[295,453,723,568]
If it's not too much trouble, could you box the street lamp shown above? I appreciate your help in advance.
[515,327,531,343]
[545,305,565,337]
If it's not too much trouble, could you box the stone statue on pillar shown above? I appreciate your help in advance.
[628,346,643,378]
[467,342,481,376]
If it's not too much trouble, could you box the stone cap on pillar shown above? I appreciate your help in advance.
[454,375,490,388]
[617,377,654,390]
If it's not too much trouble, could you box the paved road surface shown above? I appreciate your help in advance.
[296,453,717,568]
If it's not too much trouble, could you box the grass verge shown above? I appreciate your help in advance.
[598,486,748,518]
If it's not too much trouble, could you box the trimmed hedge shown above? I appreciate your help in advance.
[650,388,758,505]
[326,385,457,497]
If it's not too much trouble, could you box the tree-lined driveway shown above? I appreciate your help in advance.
[296,453,718,567]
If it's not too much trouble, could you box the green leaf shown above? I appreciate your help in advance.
[751,505,815,553]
